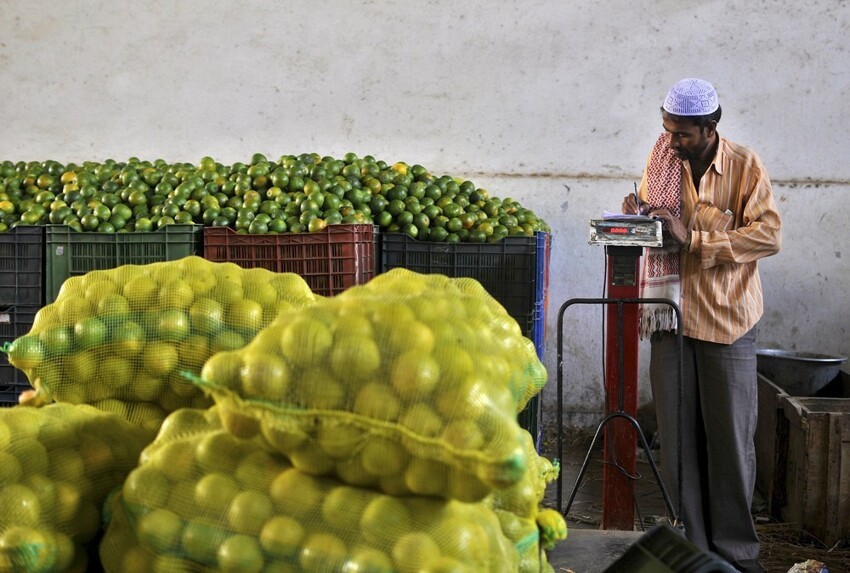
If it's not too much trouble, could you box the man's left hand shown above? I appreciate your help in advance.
[648,208,688,246]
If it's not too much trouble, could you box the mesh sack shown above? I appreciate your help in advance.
[0,403,153,572]
[486,430,560,519]
[535,508,568,550]
[100,406,521,573]
[494,509,555,573]
[487,433,564,573]
[196,268,548,502]
[5,256,318,429]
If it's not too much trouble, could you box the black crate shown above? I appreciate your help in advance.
[380,232,549,338]
[0,305,38,406]
[0,226,44,307]
[380,232,551,450]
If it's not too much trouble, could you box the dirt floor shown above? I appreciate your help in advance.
[540,428,850,573]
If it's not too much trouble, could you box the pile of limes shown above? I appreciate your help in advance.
[0,153,549,241]
[6,257,318,427]
[0,403,152,572]
[199,268,548,503]
[101,406,522,573]
[485,432,567,571]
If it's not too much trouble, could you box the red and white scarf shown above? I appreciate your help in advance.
[639,133,683,339]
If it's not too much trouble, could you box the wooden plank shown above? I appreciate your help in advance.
[780,397,804,527]
[778,396,850,546]
[823,410,850,544]
[755,374,787,507]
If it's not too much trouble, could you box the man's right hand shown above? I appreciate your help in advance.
[621,194,649,215]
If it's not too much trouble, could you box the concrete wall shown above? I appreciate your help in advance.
[2,0,848,427]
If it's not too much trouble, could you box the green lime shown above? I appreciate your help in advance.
[402,223,418,239]
[377,211,393,228]
[396,211,414,227]
[428,227,449,242]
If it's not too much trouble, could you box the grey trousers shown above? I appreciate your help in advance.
[650,327,760,565]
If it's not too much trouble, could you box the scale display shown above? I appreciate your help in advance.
[589,217,663,247]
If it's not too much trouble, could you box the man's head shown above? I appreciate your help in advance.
[660,78,721,162]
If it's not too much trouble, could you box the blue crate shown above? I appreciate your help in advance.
[532,232,551,357]
[531,300,545,360]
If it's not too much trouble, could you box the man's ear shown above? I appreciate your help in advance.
[704,120,718,137]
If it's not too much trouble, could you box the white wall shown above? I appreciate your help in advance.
[2,0,848,426]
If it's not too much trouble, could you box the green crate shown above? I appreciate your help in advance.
[45,224,203,302]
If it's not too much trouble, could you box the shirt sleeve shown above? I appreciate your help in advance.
[695,156,782,269]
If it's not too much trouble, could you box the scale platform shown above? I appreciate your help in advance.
[589,217,663,248]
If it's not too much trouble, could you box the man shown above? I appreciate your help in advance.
[622,78,781,573]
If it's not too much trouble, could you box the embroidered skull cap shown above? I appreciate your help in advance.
[663,78,719,116]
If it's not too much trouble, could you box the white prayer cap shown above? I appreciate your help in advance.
[663,78,719,116]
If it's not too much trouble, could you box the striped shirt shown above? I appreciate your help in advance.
[639,135,782,344]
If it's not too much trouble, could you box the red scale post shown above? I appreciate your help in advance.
[602,245,642,530]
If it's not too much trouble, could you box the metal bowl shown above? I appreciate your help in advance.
[756,348,847,396]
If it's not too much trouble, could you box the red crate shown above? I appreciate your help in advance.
[203,225,377,296]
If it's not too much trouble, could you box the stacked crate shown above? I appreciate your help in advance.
[0,227,43,405]
[45,224,204,302]
[203,224,377,296]
[380,231,551,449]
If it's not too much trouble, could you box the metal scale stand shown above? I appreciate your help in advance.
[555,217,683,530]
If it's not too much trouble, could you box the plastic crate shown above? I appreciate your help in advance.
[0,305,38,407]
[0,226,44,307]
[604,524,737,572]
[45,224,203,303]
[380,231,549,339]
[203,225,377,297]
[531,232,551,359]
[531,301,545,359]
[380,231,550,450]
[518,395,542,453]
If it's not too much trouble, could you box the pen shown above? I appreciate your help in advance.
[633,183,642,214]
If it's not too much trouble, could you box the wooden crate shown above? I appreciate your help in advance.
[777,395,850,545]
[755,373,787,510]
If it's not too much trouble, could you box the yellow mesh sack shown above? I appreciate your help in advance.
[100,406,521,572]
[5,256,318,429]
[536,508,568,550]
[486,432,564,573]
[486,430,560,519]
[0,403,152,573]
[197,268,548,502]
[494,509,550,573]
[415,272,548,411]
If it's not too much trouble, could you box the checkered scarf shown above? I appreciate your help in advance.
[639,132,683,339]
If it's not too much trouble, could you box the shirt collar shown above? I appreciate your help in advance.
[709,134,725,176]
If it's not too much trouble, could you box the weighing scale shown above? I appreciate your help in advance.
[556,216,681,531]
[589,216,663,247]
